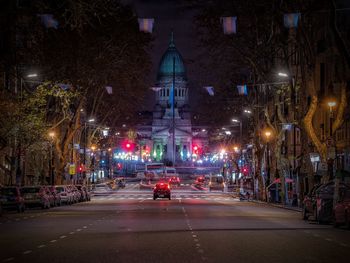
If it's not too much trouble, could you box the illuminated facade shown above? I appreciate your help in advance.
[137,34,208,164]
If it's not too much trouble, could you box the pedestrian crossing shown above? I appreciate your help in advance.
[92,193,237,202]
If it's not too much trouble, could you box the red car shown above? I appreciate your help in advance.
[334,189,350,228]
[153,182,171,200]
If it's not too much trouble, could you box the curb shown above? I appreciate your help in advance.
[251,200,302,212]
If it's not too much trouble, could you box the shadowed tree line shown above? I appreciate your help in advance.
[0,0,152,184]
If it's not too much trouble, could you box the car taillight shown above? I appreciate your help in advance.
[167,184,170,189]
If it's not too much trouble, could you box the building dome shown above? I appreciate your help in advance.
[157,33,187,81]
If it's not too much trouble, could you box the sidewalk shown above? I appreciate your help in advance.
[251,199,302,212]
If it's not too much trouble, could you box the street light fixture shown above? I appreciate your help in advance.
[278,72,288,77]
[27,73,38,78]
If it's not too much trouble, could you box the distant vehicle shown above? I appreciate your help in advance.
[0,186,25,212]
[168,176,180,187]
[93,183,110,193]
[162,167,178,178]
[334,189,350,228]
[195,176,206,188]
[209,175,225,192]
[153,181,171,200]
[144,163,165,179]
[20,186,51,209]
[116,178,126,188]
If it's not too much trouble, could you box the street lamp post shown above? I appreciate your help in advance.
[172,56,176,167]
[327,95,339,208]
[49,132,55,185]
[264,130,272,201]
[83,118,95,185]
[278,72,298,205]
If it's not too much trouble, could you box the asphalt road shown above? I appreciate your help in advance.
[1,182,349,263]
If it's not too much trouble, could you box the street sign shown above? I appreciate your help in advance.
[69,164,76,175]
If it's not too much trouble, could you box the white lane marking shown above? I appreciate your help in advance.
[313,234,320,237]
[23,217,28,219]
[50,240,57,243]
[37,245,46,248]
[76,229,82,232]
[194,239,199,242]
[196,243,201,247]
[60,235,66,239]
[340,243,349,247]
[30,216,34,218]
[197,249,204,253]
[15,219,20,221]
[23,250,32,254]
[3,257,15,262]
[325,238,333,242]
[192,235,197,238]
[83,226,87,229]
[89,223,93,226]
[69,232,75,235]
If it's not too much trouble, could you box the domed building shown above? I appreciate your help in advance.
[137,33,207,164]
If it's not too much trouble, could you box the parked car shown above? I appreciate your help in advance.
[48,186,62,206]
[70,185,81,203]
[44,186,56,207]
[302,182,350,223]
[76,185,88,201]
[302,184,320,220]
[334,189,350,228]
[20,186,51,209]
[0,186,25,212]
[55,185,73,205]
[153,181,171,200]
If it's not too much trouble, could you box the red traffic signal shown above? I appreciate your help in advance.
[122,140,135,151]
[78,165,84,172]
[192,145,200,154]
[242,166,249,175]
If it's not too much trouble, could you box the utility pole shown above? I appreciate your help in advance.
[172,56,176,167]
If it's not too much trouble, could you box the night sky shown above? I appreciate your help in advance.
[124,0,203,110]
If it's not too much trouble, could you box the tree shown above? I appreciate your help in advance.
[1,0,152,184]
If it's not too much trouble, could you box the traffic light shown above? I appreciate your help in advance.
[242,166,249,175]
[192,145,200,155]
[122,140,135,151]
